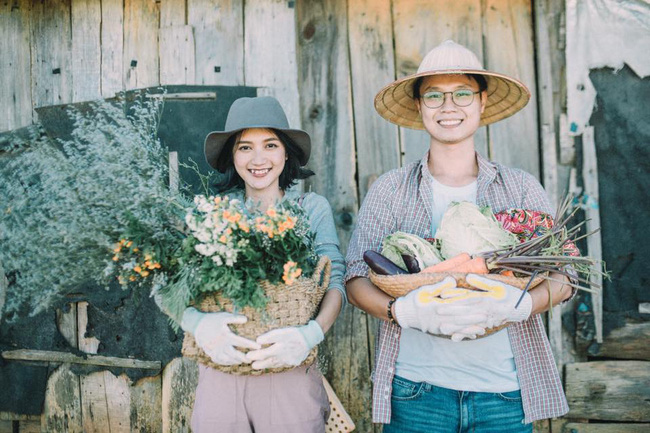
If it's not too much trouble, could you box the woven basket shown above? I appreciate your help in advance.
[182,255,331,375]
[369,270,545,338]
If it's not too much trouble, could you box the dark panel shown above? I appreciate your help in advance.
[126,85,257,194]
[588,65,650,333]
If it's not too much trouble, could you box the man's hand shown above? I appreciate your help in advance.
[245,320,324,369]
[181,308,261,366]
[393,276,489,339]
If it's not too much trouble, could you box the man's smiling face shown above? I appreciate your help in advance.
[416,74,486,147]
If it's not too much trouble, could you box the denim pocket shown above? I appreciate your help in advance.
[495,389,523,402]
[391,376,425,401]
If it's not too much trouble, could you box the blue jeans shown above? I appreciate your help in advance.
[383,375,532,433]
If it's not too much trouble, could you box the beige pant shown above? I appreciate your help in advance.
[191,363,330,433]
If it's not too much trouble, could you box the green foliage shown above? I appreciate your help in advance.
[0,97,185,318]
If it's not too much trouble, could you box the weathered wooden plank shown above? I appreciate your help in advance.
[392,0,487,164]
[295,0,367,429]
[566,361,650,421]
[0,414,39,422]
[483,0,539,178]
[348,0,399,201]
[15,420,40,433]
[71,0,102,102]
[101,0,124,97]
[244,0,301,129]
[160,25,196,85]
[2,349,162,370]
[131,375,163,432]
[30,0,73,109]
[594,320,650,361]
[160,0,186,27]
[582,126,603,343]
[124,0,160,90]
[81,371,131,433]
[0,0,32,132]
[188,0,244,85]
[56,303,78,348]
[533,0,564,369]
[533,419,549,433]
[162,357,198,433]
[561,422,650,433]
[78,301,100,354]
[42,364,83,433]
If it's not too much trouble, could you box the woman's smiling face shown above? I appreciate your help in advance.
[417,74,486,147]
[233,128,287,198]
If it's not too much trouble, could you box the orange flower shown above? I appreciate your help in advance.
[134,265,142,273]
[141,270,150,277]
[112,255,119,261]
[266,208,277,218]
[129,275,136,282]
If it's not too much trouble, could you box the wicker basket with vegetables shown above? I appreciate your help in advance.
[365,197,604,338]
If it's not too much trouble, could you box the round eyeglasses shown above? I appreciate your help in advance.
[421,89,480,108]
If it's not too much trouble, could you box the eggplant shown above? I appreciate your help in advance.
[363,250,408,275]
[401,254,421,273]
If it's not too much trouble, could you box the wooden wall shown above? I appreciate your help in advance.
[1,0,565,431]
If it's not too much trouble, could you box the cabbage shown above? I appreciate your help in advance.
[435,201,518,259]
[381,231,442,270]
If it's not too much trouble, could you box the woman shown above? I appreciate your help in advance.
[178,96,345,433]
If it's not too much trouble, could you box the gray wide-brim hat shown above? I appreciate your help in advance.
[375,40,531,129]
[204,96,311,172]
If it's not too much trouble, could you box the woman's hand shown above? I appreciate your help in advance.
[245,320,324,369]
[181,308,261,365]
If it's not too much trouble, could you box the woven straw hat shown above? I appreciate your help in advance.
[374,40,531,129]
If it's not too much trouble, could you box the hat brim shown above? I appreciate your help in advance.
[374,69,531,129]
[204,127,312,172]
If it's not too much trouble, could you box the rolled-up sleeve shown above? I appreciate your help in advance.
[345,174,398,284]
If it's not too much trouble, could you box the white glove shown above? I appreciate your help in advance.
[457,274,533,328]
[393,276,489,339]
[245,320,324,369]
[181,307,261,366]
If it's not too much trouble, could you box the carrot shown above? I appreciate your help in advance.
[500,270,515,277]
[420,252,471,273]
[447,256,489,274]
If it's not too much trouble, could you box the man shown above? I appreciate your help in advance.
[345,40,573,432]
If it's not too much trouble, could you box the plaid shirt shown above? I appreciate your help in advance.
[345,152,570,424]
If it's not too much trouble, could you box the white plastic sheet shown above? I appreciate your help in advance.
[566,0,650,135]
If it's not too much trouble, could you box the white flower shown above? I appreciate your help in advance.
[193,230,211,243]
[211,255,223,266]
[195,243,216,256]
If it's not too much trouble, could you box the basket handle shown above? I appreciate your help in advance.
[312,255,331,290]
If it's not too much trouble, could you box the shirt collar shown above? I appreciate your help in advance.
[418,150,501,185]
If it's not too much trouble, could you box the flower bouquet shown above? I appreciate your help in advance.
[145,195,329,375]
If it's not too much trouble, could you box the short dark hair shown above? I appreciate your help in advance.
[213,128,314,193]
[412,74,488,99]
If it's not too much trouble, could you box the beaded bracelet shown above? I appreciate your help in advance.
[387,297,398,326]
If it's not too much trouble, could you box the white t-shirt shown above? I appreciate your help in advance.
[394,174,520,392]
